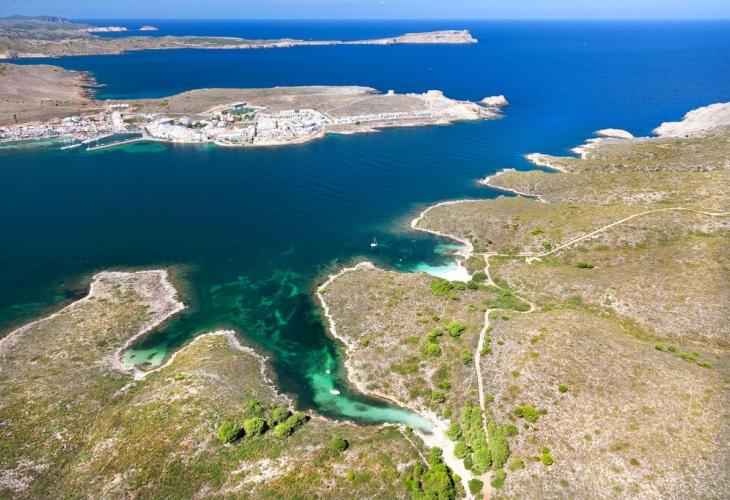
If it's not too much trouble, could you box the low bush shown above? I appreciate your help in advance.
[472,271,487,283]
[447,423,462,441]
[508,458,524,471]
[446,322,467,338]
[427,328,444,341]
[454,441,470,459]
[329,436,349,453]
[431,279,455,297]
[217,421,243,444]
[431,391,446,404]
[514,405,540,423]
[541,447,554,466]
[270,406,290,424]
[468,478,484,495]
[273,412,308,438]
[491,469,506,488]
[243,417,266,436]
[246,399,264,414]
[576,262,594,269]
[423,342,442,357]
[558,384,569,393]
[472,447,491,474]
[462,349,473,365]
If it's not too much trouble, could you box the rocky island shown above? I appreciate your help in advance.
[0,63,507,149]
[0,16,476,59]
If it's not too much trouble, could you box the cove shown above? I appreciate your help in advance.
[2,20,729,425]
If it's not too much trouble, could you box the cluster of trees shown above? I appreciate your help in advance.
[217,400,309,444]
[404,448,458,500]
[422,321,468,360]
[448,401,516,487]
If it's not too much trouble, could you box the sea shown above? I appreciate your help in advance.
[2,20,729,426]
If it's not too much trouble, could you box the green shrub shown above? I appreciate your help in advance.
[558,384,569,393]
[472,271,487,283]
[462,349,473,365]
[173,373,185,381]
[468,478,484,495]
[446,322,467,338]
[509,458,524,471]
[423,342,442,357]
[514,405,540,422]
[447,423,462,441]
[431,391,446,404]
[488,425,511,470]
[472,448,491,474]
[427,447,444,466]
[427,328,443,341]
[431,279,455,296]
[576,262,594,269]
[420,463,456,500]
[246,399,264,414]
[273,412,308,438]
[243,417,266,436]
[567,295,583,306]
[503,424,518,437]
[491,469,506,488]
[270,406,290,424]
[359,337,370,347]
[454,441,470,459]
[541,450,554,466]
[217,421,243,444]
[329,436,349,453]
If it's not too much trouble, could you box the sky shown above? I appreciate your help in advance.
[1,0,729,20]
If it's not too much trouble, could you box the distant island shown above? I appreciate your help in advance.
[0,63,507,149]
[0,16,476,59]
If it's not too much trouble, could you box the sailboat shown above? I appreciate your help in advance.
[370,237,378,248]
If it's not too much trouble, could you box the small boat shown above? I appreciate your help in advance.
[329,389,340,395]
[370,237,378,248]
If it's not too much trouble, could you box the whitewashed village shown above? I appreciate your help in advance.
[0,90,507,150]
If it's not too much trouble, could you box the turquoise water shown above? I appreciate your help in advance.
[2,21,730,425]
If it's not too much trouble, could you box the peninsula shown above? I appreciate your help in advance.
[0,16,476,59]
[320,102,730,497]
[0,64,507,149]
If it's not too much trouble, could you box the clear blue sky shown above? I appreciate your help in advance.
[1,0,729,20]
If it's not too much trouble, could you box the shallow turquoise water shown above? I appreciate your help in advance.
[2,21,729,425]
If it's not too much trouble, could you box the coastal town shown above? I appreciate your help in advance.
[0,86,507,149]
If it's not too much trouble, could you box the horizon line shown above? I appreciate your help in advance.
[4,15,730,22]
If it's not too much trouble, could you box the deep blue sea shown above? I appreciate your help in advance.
[2,20,729,424]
